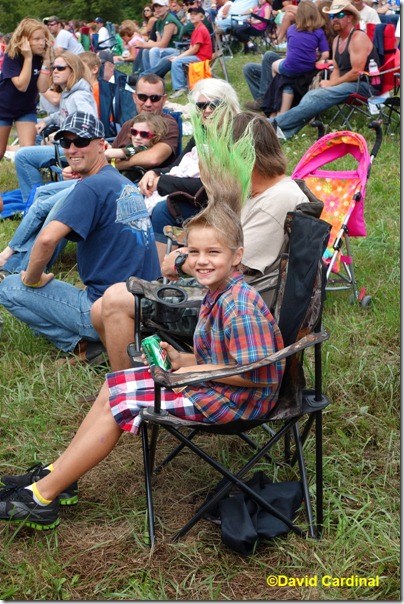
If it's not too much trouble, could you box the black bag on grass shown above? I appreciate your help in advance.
[213,471,303,555]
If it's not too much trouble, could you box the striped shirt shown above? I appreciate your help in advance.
[185,272,285,423]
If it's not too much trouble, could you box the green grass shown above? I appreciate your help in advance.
[0,54,400,600]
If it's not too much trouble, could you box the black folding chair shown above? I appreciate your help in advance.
[129,211,332,548]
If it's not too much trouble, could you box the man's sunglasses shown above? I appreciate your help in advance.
[51,65,69,71]
[58,137,96,149]
[47,21,58,26]
[195,100,222,111]
[330,11,347,19]
[136,93,164,102]
[130,127,154,139]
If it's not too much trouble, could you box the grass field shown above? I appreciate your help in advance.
[0,52,400,601]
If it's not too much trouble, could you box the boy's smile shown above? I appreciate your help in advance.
[187,226,243,292]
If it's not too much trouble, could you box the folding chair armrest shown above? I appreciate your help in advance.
[151,330,330,388]
[163,225,187,247]
[175,41,191,49]
[126,275,205,307]
[249,13,274,24]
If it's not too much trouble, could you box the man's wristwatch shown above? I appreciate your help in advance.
[174,252,189,278]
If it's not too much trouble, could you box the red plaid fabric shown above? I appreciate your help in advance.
[107,367,205,435]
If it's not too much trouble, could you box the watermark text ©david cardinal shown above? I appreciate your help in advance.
[266,575,380,588]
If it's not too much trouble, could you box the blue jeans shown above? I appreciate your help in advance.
[270,80,376,139]
[141,48,179,79]
[143,47,179,69]
[151,199,200,243]
[15,145,63,202]
[4,180,77,274]
[171,56,201,90]
[243,51,281,100]
[0,275,99,352]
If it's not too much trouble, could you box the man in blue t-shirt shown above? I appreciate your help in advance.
[0,112,160,362]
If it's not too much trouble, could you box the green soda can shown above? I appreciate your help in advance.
[141,335,172,370]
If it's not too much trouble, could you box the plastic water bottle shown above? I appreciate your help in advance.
[368,59,381,86]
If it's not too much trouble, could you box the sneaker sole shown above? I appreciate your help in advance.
[11,517,60,530]
[59,493,78,506]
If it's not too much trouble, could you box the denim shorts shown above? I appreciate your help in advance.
[0,113,37,126]
[277,60,300,78]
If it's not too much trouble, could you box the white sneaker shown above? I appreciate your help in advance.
[169,88,187,99]
[276,126,287,141]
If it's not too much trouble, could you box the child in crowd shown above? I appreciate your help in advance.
[271,1,329,114]
[0,110,285,530]
[104,113,168,161]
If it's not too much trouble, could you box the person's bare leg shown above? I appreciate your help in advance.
[156,240,167,265]
[271,59,282,79]
[91,297,105,343]
[14,121,37,147]
[33,382,123,501]
[97,282,136,371]
[278,91,294,114]
[0,125,12,161]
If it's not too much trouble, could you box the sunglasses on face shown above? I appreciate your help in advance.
[130,127,154,139]
[144,8,152,11]
[51,65,69,71]
[58,137,95,149]
[47,21,58,26]
[195,100,222,111]
[330,11,347,19]
[136,93,164,102]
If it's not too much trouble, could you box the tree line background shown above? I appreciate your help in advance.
[0,0,145,34]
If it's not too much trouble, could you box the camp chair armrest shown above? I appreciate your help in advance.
[249,13,274,24]
[126,276,206,307]
[151,330,330,388]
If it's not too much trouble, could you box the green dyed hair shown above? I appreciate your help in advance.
[190,104,256,216]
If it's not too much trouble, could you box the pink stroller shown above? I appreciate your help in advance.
[292,124,382,307]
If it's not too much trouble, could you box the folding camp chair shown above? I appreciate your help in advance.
[127,211,332,548]
[326,23,398,131]
[248,13,278,53]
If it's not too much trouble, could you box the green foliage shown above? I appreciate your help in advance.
[0,51,400,601]
[1,0,147,32]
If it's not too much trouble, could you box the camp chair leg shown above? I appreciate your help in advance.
[315,409,324,535]
[292,422,317,539]
[142,423,156,547]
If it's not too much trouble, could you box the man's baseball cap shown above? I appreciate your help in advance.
[94,17,104,23]
[43,16,60,25]
[54,112,105,141]
[153,0,169,6]
[188,6,205,14]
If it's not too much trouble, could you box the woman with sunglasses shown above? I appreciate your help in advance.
[105,113,168,162]
[14,52,98,204]
[138,78,241,262]
[141,5,158,40]
[0,18,53,161]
